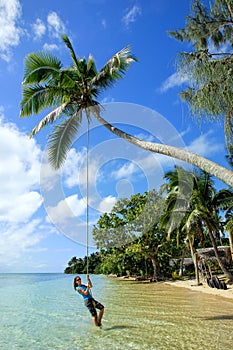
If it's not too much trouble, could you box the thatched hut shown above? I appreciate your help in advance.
[196,246,232,267]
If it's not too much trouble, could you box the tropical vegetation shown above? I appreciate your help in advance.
[65,168,233,282]
[168,0,233,162]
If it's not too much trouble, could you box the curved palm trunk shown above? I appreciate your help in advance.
[205,221,233,281]
[93,112,233,187]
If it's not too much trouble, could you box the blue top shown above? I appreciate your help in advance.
[76,285,92,301]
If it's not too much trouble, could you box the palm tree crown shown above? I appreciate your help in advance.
[20,34,137,169]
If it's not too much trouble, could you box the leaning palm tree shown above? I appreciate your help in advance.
[20,35,233,186]
[20,35,137,168]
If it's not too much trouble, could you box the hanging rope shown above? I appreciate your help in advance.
[86,119,90,277]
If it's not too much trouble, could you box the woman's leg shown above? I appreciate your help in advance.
[92,315,99,326]
[98,307,104,326]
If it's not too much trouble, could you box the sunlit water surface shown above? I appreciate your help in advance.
[0,273,232,349]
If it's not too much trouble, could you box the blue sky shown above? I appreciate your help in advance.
[0,0,228,273]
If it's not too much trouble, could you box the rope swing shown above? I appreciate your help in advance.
[86,119,90,278]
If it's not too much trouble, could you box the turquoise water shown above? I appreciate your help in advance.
[0,273,232,349]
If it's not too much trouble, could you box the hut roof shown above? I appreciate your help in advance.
[197,246,231,264]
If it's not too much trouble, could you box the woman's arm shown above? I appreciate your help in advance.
[77,285,90,296]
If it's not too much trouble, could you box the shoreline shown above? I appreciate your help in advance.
[164,279,233,300]
[116,276,233,300]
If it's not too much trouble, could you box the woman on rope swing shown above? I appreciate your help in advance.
[74,275,104,326]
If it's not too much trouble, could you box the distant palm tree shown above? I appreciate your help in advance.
[161,167,201,282]
[214,188,233,262]
[186,171,233,281]
[163,167,233,281]
[20,35,233,187]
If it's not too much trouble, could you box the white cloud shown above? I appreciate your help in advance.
[32,18,46,39]
[62,147,101,189]
[187,131,223,157]
[0,110,47,258]
[43,43,59,51]
[0,0,23,61]
[98,195,117,213]
[40,159,60,192]
[122,5,141,27]
[0,219,49,271]
[0,191,42,223]
[0,115,43,222]
[0,220,42,256]
[159,72,188,93]
[62,148,86,188]
[47,11,66,38]
[46,194,86,224]
[112,162,137,180]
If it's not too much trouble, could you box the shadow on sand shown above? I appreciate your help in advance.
[202,315,233,321]
[102,324,137,331]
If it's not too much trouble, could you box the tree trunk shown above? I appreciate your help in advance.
[206,222,233,281]
[194,252,201,286]
[179,244,189,276]
[188,241,201,285]
[148,255,161,281]
[93,112,233,187]
[228,229,233,262]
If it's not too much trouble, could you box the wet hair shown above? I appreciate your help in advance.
[73,276,81,291]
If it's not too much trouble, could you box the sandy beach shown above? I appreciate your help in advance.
[164,278,233,300]
[117,275,233,300]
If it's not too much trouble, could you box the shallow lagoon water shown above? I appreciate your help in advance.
[0,273,232,349]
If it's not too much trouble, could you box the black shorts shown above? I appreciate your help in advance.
[84,298,104,317]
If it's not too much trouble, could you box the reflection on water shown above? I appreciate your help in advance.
[0,274,232,350]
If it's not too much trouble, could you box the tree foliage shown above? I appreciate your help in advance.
[20,35,137,169]
[168,0,233,156]
[93,190,181,279]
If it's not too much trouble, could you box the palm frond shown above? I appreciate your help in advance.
[58,69,80,88]
[20,85,64,116]
[47,111,82,169]
[213,188,233,209]
[62,35,81,76]
[23,52,62,84]
[87,54,97,74]
[91,45,137,89]
[30,103,67,137]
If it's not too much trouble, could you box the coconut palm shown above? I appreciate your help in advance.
[161,167,202,282]
[214,188,233,261]
[162,167,233,281]
[182,171,233,281]
[20,35,233,186]
[20,35,138,168]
